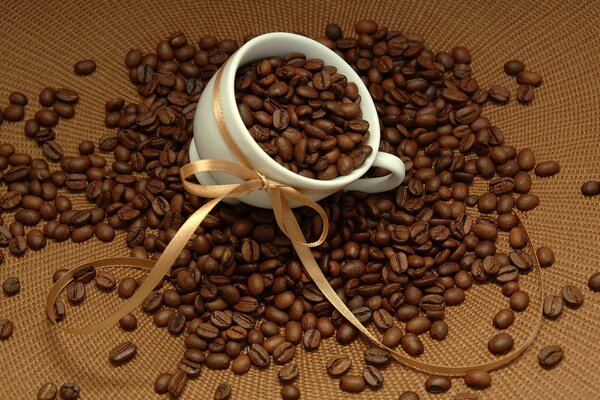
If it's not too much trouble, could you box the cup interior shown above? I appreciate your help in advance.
[223,32,381,190]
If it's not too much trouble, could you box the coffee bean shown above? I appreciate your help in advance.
[59,383,80,400]
[399,391,420,400]
[429,320,449,340]
[118,277,137,299]
[248,343,270,368]
[66,281,85,305]
[3,104,25,121]
[36,109,59,127]
[2,276,20,296]
[509,290,529,312]
[55,88,79,104]
[504,60,525,75]
[168,370,187,397]
[109,341,137,364]
[0,319,14,339]
[464,369,491,389]
[588,272,600,292]
[538,345,563,368]
[281,384,300,400]
[581,180,600,197]
[273,341,295,364]
[489,85,509,103]
[303,328,321,350]
[508,227,527,250]
[425,376,451,393]
[95,223,115,242]
[535,246,555,268]
[54,102,75,119]
[340,375,366,393]
[542,295,563,320]
[42,141,64,162]
[493,309,515,330]
[535,161,560,177]
[401,333,423,356]
[406,315,431,335]
[488,332,514,355]
[364,346,390,366]
[37,382,58,400]
[74,59,96,75]
[363,365,384,388]
[326,355,352,377]
[561,285,583,308]
[517,84,534,103]
[516,194,539,211]
[231,354,251,375]
[154,372,172,395]
[119,313,138,331]
[278,363,299,383]
[517,71,543,86]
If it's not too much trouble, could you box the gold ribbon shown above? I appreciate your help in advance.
[46,60,544,376]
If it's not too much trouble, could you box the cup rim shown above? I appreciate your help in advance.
[222,32,381,190]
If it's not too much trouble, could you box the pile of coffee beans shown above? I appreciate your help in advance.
[235,54,372,179]
[0,16,593,400]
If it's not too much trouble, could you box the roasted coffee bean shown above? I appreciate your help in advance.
[581,180,600,197]
[340,375,366,393]
[273,341,295,364]
[281,384,300,400]
[543,295,563,320]
[36,109,59,127]
[464,370,491,389]
[248,343,270,368]
[538,345,563,368]
[95,223,115,242]
[401,333,423,356]
[59,383,80,400]
[9,91,28,106]
[3,104,25,121]
[510,290,529,312]
[109,341,137,364]
[399,391,420,400]
[488,332,514,355]
[42,141,64,162]
[536,246,555,268]
[37,382,58,400]
[504,60,525,75]
[535,161,560,177]
[278,363,299,383]
[74,59,97,75]
[561,285,583,308]
[118,277,137,299]
[493,309,515,330]
[154,373,172,395]
[364,346,390,366]
[489,85,509,103]
[63,275,85,301]
[214,383,232,400]
[588,272,600,292]
[119,313,138,331]
[168,312,187,335]
[0,319,14,339]
[517,71,543,86]
[168,370,187,397]
[363,365,384,388]
[425,376,451,393]
[326,355,352,377]
[2,277,20,296]
[429,320,448,340]
[231,354,251,375]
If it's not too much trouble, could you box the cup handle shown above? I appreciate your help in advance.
[344,152,406,193]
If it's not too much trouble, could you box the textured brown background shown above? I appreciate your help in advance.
[1,0,600,398]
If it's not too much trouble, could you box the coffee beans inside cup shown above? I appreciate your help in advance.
[235,54,372,180]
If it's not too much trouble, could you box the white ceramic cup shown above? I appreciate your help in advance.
[190,32,405,208]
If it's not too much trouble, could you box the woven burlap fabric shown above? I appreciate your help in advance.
[1,0,599,398]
